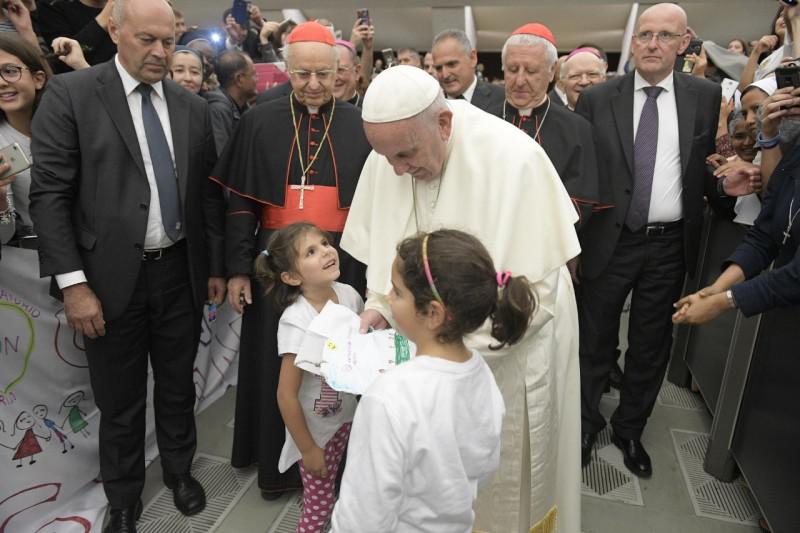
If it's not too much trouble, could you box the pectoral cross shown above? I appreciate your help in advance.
[783,229,792,245]
[290,175,314,209]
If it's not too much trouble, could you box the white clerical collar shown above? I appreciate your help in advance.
[307,106,319,114]
[115,54,165,100]
[517,108,533,117]
[634,69,674,93]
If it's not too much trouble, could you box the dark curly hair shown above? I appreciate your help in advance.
[395,229,536,349]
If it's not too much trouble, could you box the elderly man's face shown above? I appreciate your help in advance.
[503,44,554,110]
[432,38,477,98]
[562,53,606,109]
[110,0,176,84]
[334,45,359,100]
[364,110,453,181]
[631,5,690,83]
[288,41,338,108]
[398,50,421,67]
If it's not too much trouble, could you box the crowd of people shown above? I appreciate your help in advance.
[1,1,798,532]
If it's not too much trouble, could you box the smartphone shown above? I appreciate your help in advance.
[356,8,370,26]
[776,64,800,89]
[231,0,249,26]
[721,78,738,101]
[382,48,397,68]
[675,39,702,73]
[0,143,30,180]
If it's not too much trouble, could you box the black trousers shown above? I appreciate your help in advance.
[578,224,686,440]
[84,243,200,508]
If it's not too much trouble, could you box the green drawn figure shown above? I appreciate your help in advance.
[59,391,90,438]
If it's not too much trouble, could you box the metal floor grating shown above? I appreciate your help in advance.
[671,429,761,526]
[657,380,706,411]
[137,453,256,533]
[267,492,331,533]
[581,426,644,506]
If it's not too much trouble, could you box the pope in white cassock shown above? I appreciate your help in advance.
[341,65,582,533]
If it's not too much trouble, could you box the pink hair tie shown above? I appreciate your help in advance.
[496,270,512,288]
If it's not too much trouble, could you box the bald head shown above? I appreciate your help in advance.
[112,0,174,29]
[637,3,687,33]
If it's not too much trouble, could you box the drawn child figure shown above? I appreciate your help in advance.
[253,222,363,533]
[332,229,535,531]
[11,411,50,467]
[33,404,74,453]
[59,391,90,438]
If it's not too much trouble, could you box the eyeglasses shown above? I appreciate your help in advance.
[0,64,30,83]
[288,69,336,82]
[566,71,604,82]
[336,65,354,75]
[634,31,684,44]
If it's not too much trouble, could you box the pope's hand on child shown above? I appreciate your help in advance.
[359,308,389,333]
[301,445,329,477]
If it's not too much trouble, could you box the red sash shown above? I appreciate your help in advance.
[261,185,348,232]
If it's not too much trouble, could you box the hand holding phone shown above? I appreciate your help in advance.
[356,8,370,26]
[0,143,31,180]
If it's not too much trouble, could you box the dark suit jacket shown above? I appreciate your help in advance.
[470,79,505,115]
[29,60,224,321]
[575,71,733,280]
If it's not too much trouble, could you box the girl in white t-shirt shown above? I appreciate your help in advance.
[254,222,363,533]
[332,229,536,532]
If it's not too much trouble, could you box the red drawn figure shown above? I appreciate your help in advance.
[59,390,90,438]
[33,404,74,453]
[11,411,50,467]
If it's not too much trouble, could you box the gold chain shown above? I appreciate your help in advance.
[289,92,336,181]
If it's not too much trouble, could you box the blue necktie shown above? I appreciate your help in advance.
[137,83,181,242]
[626,85,663,231]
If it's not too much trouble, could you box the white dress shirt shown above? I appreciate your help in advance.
[447,75,477,102]
[633,70,682,223]
[56,56,179,290]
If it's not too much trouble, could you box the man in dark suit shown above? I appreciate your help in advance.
[29,0,225,531]
[431,28,504,115]
[575,3,758,478]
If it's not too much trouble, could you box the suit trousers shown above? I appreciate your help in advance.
[578,224,685,440]
[84,242,200,508]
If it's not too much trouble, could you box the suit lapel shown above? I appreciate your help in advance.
[611,74,635,180]
[674,73,697,176]
[164,82,189,204]
[96,62,146,179]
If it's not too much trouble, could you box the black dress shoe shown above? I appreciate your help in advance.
[260,489,284,501]
[611,433,652,477]
[103,500,142,533]
[163,472,206,516]
[581,432,597,467]
[608,356,623,390]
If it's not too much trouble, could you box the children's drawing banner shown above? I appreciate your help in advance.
[0,246,241,532]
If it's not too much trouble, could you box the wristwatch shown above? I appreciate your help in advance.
[726,289,737,309]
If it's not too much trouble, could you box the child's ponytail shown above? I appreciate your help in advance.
[490,274,536,349]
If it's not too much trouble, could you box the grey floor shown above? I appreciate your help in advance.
[133,381,762,533]
[134,307,763,532]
